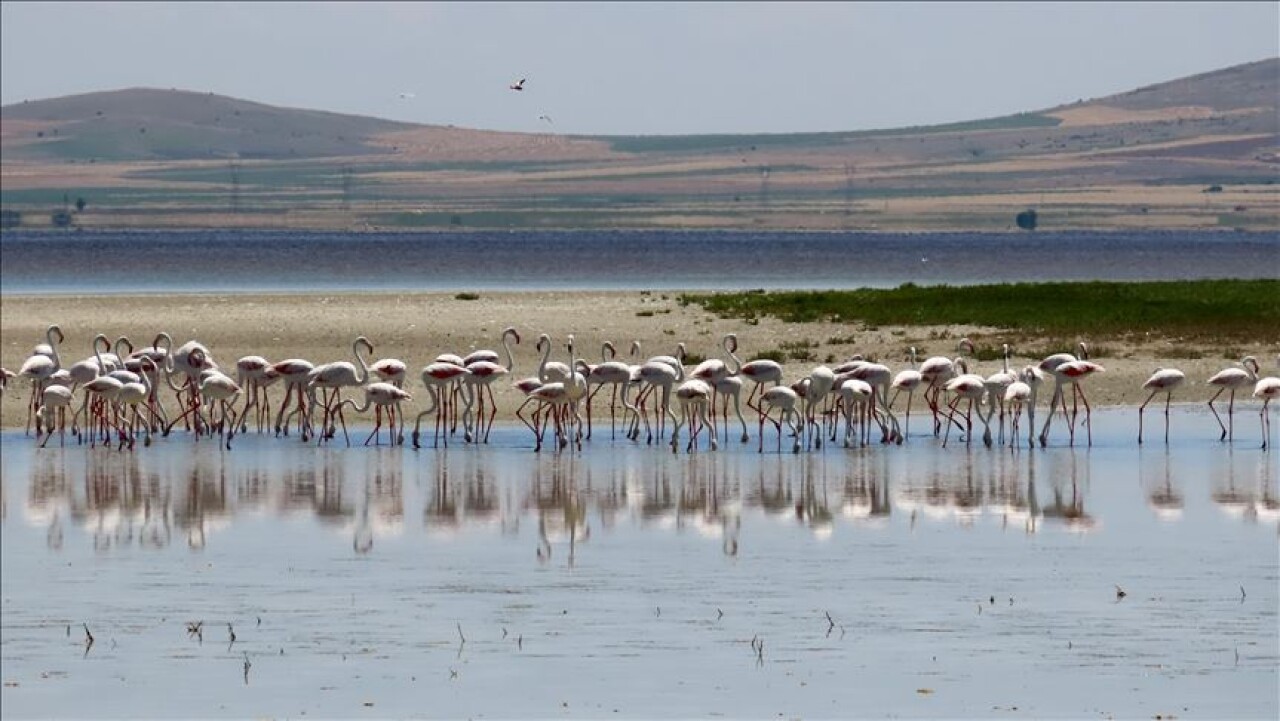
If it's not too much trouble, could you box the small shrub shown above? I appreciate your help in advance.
[682,352,706,366]
[455,292,480,301]
[750,349,786,363]
[636,310,655,317]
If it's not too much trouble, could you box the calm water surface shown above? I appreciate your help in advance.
[1,407,1277,718]
[2,229,1277,294]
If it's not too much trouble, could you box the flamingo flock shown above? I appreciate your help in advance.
[4,325,1280,453]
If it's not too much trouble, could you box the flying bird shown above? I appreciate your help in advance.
[398,92,415,100]
[509,78,526,91]
[538,114,553,124]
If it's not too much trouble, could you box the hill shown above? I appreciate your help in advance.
[1,58,1276,232]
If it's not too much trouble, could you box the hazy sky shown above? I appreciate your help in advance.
[2,2,1276,135]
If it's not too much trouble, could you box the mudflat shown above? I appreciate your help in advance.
[0,290,1268,429]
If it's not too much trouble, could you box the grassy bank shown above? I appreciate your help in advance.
[678,280,1280,345]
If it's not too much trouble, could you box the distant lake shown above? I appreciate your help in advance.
[1,229,1277,294]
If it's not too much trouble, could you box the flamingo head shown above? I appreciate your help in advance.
[504,327,520,344]
[603,341,617,359]
[957,338,974,355]
[48,325,64,344]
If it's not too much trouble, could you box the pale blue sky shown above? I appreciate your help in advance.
[2,1,1276,135]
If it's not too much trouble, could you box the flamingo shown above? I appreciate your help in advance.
[941,363,989,448]
[758,385,801,454]
[509,78,526,91]
[235,355,273,433]
[117,358,161,449]
[738,346,783,415]
[462,327,520,443]
[0,367,14,398]
[272,358,316,439]
[1037,342,1103,447]
[337,382,414,446]
[981,344,1019,446]
[1004,366,1043,449]
[1207,355,1260,441]
[306,336,374,445]
[1139,367,1185,444]
[129,333,172,430]
[528,336,586,452]
[36,384,74,448]
[710,334,751,444]
[802,365,836,450]
[198,371,241,449]
[670,378,716,454]
[1254,361,1280,449]
[846,360,901,444]
[584,341,635,440]
[73,374,126,447]
[919,338,974,436]
[17,324,64,435]
[890,347,924,438]
[836,376,874,448]
[634,343,685,444]
[413,361,471,448]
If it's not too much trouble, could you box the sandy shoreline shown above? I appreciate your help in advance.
[0,290,1272,430]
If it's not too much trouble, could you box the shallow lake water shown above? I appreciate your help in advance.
[3,229,1276,294]
[1,406,1277,719]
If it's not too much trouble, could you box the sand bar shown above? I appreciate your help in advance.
[1,290,1273,429]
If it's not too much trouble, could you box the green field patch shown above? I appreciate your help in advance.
[678,280,1280,343]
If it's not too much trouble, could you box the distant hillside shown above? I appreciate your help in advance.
[0,88,417,160]
[1,59,1275,234]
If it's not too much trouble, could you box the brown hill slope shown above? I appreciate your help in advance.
[1,59,1276,232]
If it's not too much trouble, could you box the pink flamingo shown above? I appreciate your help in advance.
[117,358,162,449]
[758,385,802,454]
[1138,367,1186,444]
[584,341,635,440]
[307,336,374,445]
[235,355,273,433]
[17,324,64,435]
[1038,342,1104,447]
[1207,355,1260,441]
[847,360,901,443]
[738,341,783,415]
[981,344,1019,446]
[1254,360,1280,449]
[889,347,924,438]
[836,376,874,447]
[1003,366,1043,449]
[634,343,685,445]
[919,338,973,436]
[462,327,520,443]
[198,370,241,449]
[413,361,471,448]
[272,358,316,439]
[941,363,988,448]
[670,378,716,453]
[527,336,586,452]
[338,382,414,446]
[36,384,74,448]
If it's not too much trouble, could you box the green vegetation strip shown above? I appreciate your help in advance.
[678,280,1280,343]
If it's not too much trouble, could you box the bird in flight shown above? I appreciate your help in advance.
[538,114,553,124]
[509,78,526,91]
[398,92,415,100]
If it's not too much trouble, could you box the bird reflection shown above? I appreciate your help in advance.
[1209,447,1254,522]
[528,455,589,566]
[1141,448,1184,522]
[1042,450,1095,531]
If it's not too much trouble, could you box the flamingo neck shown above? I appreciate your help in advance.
[46,327,62,370]
[502,329,517,372]
[353,338,371,384]
[536,336,552,383]
[92,335,109,374]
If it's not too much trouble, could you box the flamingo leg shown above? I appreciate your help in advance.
[1137,389,1158,444]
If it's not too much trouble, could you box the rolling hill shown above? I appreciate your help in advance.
[1,58,1276,232]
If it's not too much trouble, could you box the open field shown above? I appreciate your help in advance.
[2,59,1276,232]
[3,288,1278,430]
